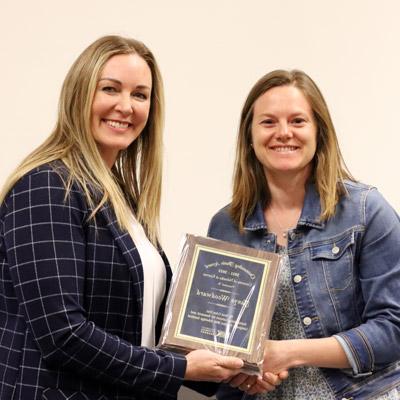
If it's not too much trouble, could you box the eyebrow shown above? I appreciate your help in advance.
[98,77,151,90]
[257,111,308,118]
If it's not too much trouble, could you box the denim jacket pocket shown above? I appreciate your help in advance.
[310,229,355,291]
[308,230,360,331]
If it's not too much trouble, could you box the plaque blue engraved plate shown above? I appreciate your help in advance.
[176,245,269,353]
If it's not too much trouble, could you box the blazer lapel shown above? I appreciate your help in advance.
[98,203,174,344]
[98,203,144,313]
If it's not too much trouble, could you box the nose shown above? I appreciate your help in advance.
[276,122,292,140]
[115,94,133,116]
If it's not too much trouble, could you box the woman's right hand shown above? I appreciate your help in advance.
[184,349,244,382]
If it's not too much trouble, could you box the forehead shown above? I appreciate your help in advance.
[100,53,152,87]
[253,85,312,115]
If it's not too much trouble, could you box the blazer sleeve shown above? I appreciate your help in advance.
[2,167,186,398]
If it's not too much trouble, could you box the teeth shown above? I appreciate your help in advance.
[106,120,130,129]
[273,146,297,152]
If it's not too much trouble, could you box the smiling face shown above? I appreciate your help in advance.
[91,53,152,167]
[251,85,317,181]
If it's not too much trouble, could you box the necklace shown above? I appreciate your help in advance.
[269,207,295,239]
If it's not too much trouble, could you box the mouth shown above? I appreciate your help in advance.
[269,145,299,153]
[103,119,132,129]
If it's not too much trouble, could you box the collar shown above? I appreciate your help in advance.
[244,183,325,231]
[297,183,325,229]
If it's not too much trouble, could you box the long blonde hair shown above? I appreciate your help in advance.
[0,35,164,245]
[231,69,353,230]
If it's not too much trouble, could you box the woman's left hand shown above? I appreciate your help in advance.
[226,370,289,395]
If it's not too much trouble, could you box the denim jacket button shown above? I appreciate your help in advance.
[332,245,340,255]
[293,275,302,283]
[303,317,312,326]
[289,232,296,240]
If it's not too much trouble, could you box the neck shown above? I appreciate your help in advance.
[265,169,309,210]
[263,169,310,246]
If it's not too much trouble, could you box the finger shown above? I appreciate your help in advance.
[219,356,244,369]
[222,375,235,384]
[228,373,248,388]
[255,377,276,392]
[263,372,281,386]
[239,376,257,392]
[278,370,289,380]
[239,382,253,392]
[257,381,276,393]
[247,382,269,395]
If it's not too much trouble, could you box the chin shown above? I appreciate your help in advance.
[111,140,135,151]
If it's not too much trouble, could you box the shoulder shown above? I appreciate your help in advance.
[7,161,68,195]
[208,204,237,238]
[209,204,232,225]
[342,180,398,224]
[211,204,231,222]
[340,180,376,207]
[2,161,87,216]
[343,180,374,196]
[343,180,392,206]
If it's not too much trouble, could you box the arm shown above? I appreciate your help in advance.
[262,337,349,373]
[3,170,212,397]
[260,188,400,378]
[3,168,186,396]
[335,188,400,375]
[227,337,345,396]
[222,319,349,398]
[3,168,243,396]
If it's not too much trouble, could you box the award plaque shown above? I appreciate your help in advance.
[158,234,281,375]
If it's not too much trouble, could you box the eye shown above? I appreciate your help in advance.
[261,119,275,126]
[292,117,306,125]
[101,86,118,93]
[132,92,149,101]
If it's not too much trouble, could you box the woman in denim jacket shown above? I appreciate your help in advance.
[208,70,400,399]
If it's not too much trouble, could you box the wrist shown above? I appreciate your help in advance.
[284,339,307,369]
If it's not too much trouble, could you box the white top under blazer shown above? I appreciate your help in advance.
[129,216,166,347]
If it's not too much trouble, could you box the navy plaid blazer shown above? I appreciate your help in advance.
[0,162,188,400]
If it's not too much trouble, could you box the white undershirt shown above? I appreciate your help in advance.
[129,216,166,347]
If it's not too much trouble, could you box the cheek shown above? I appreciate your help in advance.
[310,131,318,154]
[91,93,113,119]
[139,103,151,123]
[90,99,103,122]
[251,125,264,145]
[312,139,318,154]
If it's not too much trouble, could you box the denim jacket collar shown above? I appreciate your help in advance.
[297,183,325,229]
[244,183,325,231]
[243,201,268,231]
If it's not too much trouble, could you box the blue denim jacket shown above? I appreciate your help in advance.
[208,181,400,400]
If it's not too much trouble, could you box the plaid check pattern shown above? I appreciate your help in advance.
[0,162,186,400]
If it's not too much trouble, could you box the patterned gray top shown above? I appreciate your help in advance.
[257,248,400,400]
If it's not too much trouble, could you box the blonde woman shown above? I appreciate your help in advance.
[208,70,400,399]
[0,35,245,400]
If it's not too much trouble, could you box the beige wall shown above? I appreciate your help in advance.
[2,1,399,398]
